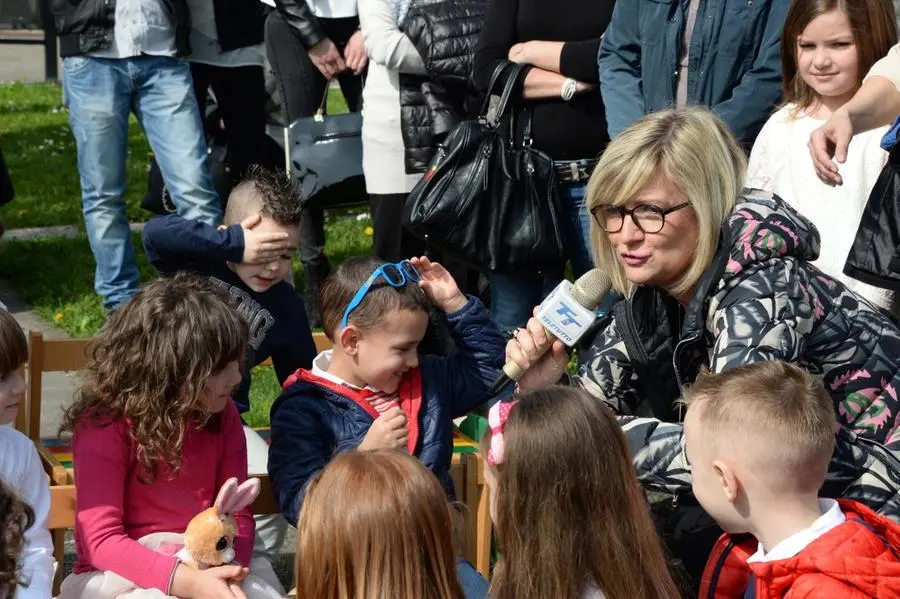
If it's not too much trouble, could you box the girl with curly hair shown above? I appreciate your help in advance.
[0,308,54,598]
[58,274,280,598]
[0,479,37,597]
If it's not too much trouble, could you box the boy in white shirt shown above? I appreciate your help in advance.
[683,361,900,597]
[0,309,55,597]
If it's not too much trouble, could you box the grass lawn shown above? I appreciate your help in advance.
[0,81,348,230]
[0,82,365,426]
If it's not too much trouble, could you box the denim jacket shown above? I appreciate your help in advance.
[597,0,791,145]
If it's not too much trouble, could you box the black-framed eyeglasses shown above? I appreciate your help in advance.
[591,202,691,234]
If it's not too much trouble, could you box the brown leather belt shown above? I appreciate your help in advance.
[554,158,598,183]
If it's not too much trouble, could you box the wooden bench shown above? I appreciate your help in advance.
[24,329,492,590]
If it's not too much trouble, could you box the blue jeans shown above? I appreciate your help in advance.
[457,558,489,599]
[488,182,594,333]
[63,55,222,310]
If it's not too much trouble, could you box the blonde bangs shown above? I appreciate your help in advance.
[587,138,664,295]
[587,108,747,298]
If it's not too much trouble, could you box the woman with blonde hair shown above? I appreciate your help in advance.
[504,106,900,587]
[296,450,483,599]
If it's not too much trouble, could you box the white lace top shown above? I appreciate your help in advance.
[746,103,897,315]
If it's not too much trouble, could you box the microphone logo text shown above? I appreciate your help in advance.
[556,303,581,327]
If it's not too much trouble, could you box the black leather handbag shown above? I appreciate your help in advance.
[403,62,566,274]
[285,86,366,209]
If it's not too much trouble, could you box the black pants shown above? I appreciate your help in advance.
[190,62,270,184]
[369,192,426,262]
[265,11,364,325]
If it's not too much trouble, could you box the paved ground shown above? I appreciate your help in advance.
[0,37,59,83]
[0,277,76,437]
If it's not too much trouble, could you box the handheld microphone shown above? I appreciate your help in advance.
[490,269,612,395]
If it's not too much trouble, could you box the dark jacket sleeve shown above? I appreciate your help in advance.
[710,0,791,145]
[422,297,506,417]
[141,215,244,275]
[560,38,604,83]
[472,0,529,96]
[271,294,317,385]
[268,395,334,525]
[574,311,645,415]
[274,0,327,50]
[597,0,645,139]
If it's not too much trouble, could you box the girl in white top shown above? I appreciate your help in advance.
[0,309,54,598]
[747,0,898,315]
[482,388,680,599]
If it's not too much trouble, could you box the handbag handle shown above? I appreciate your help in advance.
[315,87,330,121]
[522,106,534,147]
[480,62,528,128]
[314,74,366,122]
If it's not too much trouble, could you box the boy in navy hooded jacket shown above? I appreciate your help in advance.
[268,255,506,526]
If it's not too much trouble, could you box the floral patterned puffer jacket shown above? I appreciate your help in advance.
[575,189,900,519]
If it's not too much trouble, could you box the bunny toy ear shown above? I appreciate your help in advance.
[229,478,261,513]
[214,478,240,515]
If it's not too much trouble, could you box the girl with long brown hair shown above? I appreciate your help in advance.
[747,0,899,314]
[58,274,283,598]
[483,387,680,599]
[296,450,467,599]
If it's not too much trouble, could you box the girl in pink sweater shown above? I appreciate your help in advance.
[58,275,266,599]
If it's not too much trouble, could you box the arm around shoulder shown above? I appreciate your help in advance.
[866,43,900,93]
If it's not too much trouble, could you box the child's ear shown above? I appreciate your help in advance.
[338,325,362,356]
[712,459,740,504]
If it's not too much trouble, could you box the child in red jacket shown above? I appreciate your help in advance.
[683,361,900,598]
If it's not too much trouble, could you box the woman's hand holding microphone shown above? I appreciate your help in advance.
[504,308,570,392]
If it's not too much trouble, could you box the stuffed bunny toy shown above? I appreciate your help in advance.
[57,477,284,598]
[177,477,259,568]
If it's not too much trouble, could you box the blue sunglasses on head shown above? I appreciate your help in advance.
[340,260,421,329]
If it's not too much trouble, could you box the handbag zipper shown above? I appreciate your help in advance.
[311,131,359,143]
[482,145,491,191]
[448,143,491,222]
[438,142,492,250]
